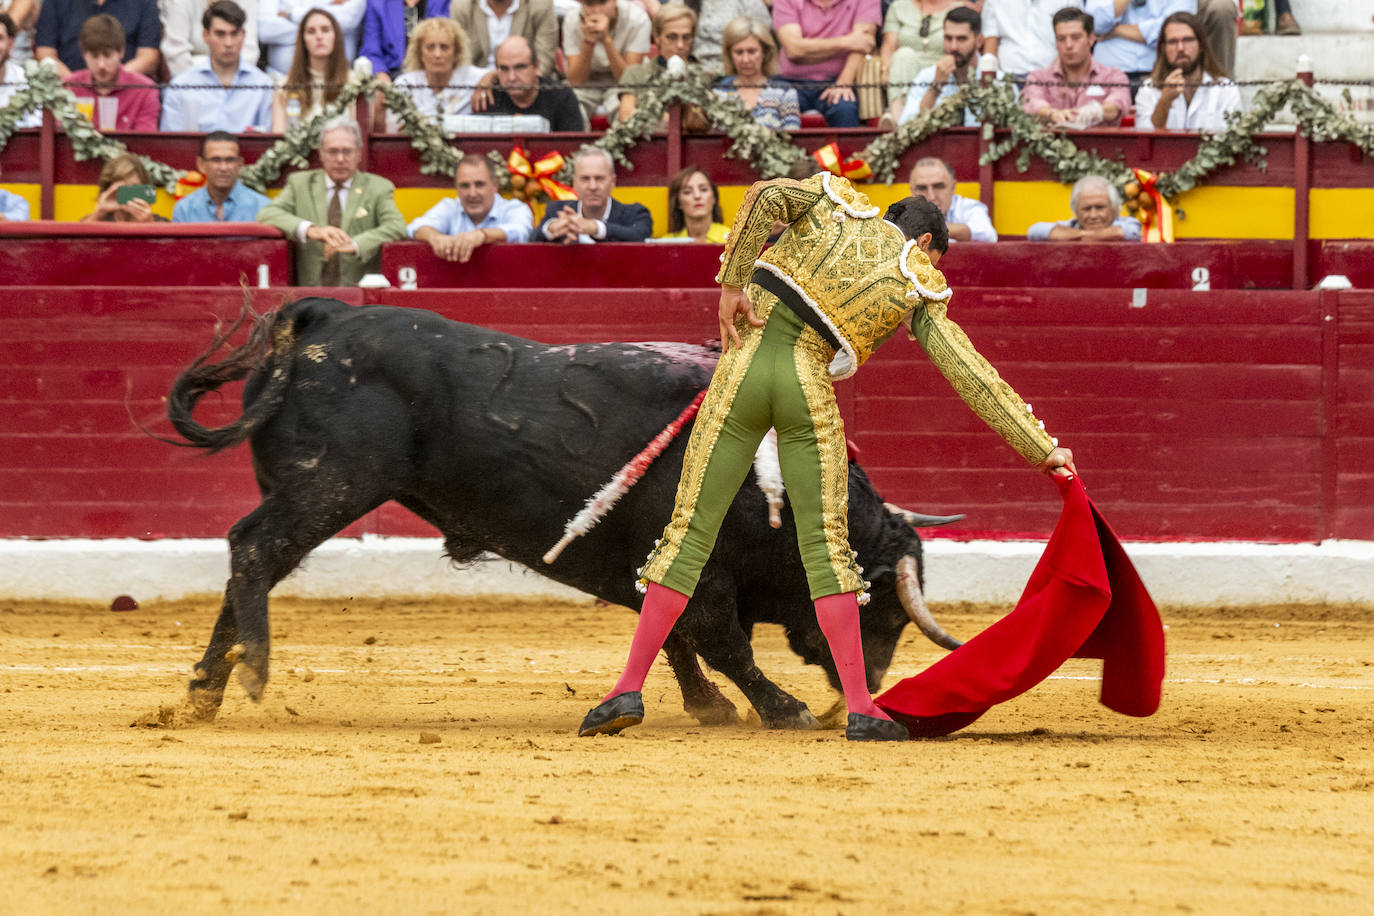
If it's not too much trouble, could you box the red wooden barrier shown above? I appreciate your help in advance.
[380,239,1300,291]
[2,284,1364,543]
[0,222,292,287]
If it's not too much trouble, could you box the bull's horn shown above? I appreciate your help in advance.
[896,555,962,650]
[885,502,965,527]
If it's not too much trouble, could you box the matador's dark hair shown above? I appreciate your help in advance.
[884,196,949,254]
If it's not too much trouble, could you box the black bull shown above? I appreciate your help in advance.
[166,297,962,726]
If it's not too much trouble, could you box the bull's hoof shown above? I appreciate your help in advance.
[228,643,269,702]
[763,706,821,730]
[186,688,225,722]
[686,695,739,727]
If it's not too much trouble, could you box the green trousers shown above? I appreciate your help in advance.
[639,293,866,600]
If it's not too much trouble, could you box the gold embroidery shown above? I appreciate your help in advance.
[792,328,866,597]
[640,299,776,587]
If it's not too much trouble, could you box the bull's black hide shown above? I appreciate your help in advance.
[167,297,949,727]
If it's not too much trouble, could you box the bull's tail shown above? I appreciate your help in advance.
[166,296,314,453]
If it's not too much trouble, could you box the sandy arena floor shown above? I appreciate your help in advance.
[0,595,1371,915]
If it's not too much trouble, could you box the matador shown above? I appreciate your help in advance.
[579,173,1076,741]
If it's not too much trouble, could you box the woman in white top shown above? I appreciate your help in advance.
[378,16,490,132]
[1,0,37,63]
[271,8,352,131]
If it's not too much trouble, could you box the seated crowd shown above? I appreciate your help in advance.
[0,0,1250,262]
[0,0,1256,135]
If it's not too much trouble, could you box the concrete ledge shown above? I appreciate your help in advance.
[3,536,1373,606]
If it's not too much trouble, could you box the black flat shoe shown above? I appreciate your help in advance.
[578,691,645,737]
[845,712,908,742]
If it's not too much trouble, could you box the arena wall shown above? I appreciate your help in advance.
[3,280,1372,605]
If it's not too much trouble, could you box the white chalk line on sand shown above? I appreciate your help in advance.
[1,663,1370,691]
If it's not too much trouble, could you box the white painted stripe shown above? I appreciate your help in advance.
[2,536,1373,605]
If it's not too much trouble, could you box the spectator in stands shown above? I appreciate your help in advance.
[1198,0,1239,75]
[449,0,557,76]
[713,15,800,130]
[894,5,990,127]
[485,35,586,130]
[0,0,36,65]
[80,152,167,222]
[409,154,532,261]
[617,3,707,128]
[773,0,878,127]
[259,0,365,76]
[983,0,1081,78]
[0,12,41,127]
[909,156,996,241]
[270,8,350,131]
[162,0,259,76]
[1027,173,1139,240]
[0,162,29,219]
[564,0,650,126]
[539,147,652,243]
[659,165,728,242]
[881,0,970,123]
[1085,0,1199,85]
[257,115,407,284]
[63,15,159,131]
[36,0,161,78]
[360,0,452,80]
[380,16,491,130]
[694,0,770,71]
[1133,10,1240,132]
[172,130,271,222]
[1020,6,1129,127]
[161,2,275,132]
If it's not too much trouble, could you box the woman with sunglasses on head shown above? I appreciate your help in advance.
[879,0,966,127]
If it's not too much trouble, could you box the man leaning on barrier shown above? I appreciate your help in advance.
[408,154,533,262]
[1027,174,1140,242]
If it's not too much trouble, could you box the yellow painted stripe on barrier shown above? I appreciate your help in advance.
[1311,188,1374,240]
[21,180,1365,242]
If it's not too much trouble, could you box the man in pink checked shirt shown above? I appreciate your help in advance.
[1020,6,1129,129]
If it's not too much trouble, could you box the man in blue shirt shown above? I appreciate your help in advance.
[408,155,533,261]
[173,130,271,222]
[161,1,273,132]
[35,0,161,78]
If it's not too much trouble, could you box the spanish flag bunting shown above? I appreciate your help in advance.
[813,142,872,181]
[507,146,577,204]
[174,170,206,200]
[1132,168,1175,243]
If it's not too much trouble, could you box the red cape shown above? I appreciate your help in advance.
[876,473,1166,738]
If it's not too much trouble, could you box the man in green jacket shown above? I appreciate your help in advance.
[256,116,406,286]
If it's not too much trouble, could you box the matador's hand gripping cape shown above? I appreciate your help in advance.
[716,173,1058,467]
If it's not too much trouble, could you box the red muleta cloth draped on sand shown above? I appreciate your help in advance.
[876,473,1166,738]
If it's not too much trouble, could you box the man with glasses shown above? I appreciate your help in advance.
[1132,10,1239,131]
[484,36,585,131]
[909,155,996,242]
[257,116,406,285]
[172,130,270,222]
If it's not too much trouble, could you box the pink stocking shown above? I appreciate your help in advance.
[814,592,891,720]
[605,583,690,701]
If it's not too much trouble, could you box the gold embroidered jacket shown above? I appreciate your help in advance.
[716,173,1056,466]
